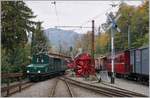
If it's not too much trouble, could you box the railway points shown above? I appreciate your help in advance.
[3,74,148,97]
[50,78,74,97]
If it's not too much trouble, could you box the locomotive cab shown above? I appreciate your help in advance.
[26,54,50,81]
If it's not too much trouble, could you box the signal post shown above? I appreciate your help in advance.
[91,20,95,67]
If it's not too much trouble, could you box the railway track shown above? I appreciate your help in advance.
[49,78,58,97]
[5,77,147,97]
[63,76,148,97]
[62,79,74,97]
[49,78,74,97]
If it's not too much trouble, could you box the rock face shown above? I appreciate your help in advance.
[44,28,82,50]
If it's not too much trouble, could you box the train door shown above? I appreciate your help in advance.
[141,47,149,76]
[49,57,54,72]
[53,58,61,72]
[130,49,135,73]
[60,59,65,71]
[135,49,141,75]
[53,58,57,71]
[124,50,130,74]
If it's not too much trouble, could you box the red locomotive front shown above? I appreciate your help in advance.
[105,50,132,76]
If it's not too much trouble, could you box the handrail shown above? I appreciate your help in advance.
[1,72,25,97]
[2,73,23,79]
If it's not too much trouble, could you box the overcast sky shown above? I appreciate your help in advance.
[25,1,142,34]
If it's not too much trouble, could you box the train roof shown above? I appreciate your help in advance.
[48,52,71,59]
[129,45,149,50]
[33,52,71,59]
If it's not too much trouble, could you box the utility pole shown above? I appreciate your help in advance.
[128,24,130,49]
[59,40,62,54]
[69,46,73,59]
[128,13,132,49]
[98,26,101,36]
[31,32,35,56]
[111,27,115,83]
[91,20,95,67]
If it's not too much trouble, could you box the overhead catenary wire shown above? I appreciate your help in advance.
[80,6,113,27]
[52,0,60,26]
[51,1,123,33]
[51,1,114,32]
[69,5,113,33]
[80,0,124,27]
[65,6,112,33]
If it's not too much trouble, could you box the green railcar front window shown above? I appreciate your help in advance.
[32,54,49,64]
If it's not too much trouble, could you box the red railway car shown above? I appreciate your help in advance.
[95,47,149,84]
[104,50,132,77]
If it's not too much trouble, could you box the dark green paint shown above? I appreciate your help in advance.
[26,54,67,81]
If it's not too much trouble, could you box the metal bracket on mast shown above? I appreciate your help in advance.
[101,12,121,84]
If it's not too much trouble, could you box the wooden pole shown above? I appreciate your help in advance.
[6,79,10,96]
[91,20,95,66]
[19,77,22,92]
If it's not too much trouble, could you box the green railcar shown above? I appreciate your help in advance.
[26,53,67,81]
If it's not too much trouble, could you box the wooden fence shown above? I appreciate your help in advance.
[1,72,27,96]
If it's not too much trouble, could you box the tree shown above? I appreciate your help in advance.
[95,33,110,55]
[115,1,149,49]
[32,22,49,55]
[74,31,92,53]
[1,44,31,73]
[81,31,92,53]
[95,1,149,56]
[2,1,37,51]
[1,1,38,72]
[131,0,149,47]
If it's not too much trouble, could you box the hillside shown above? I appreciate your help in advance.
[44,28,82,51]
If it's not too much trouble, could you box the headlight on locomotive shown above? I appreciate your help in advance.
[27,70,30,73]
[38,70,41,73]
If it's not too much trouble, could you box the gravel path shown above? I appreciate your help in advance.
[10,78,56,97]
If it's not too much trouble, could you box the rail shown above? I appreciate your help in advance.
[63,76,148,97]
[50,78,74,97]
[49,78,58,97]
[1,72,29,97]
[60,78,74,97]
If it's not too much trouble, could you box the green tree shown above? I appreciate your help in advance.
[95,33,109,55]
[32,22,49,55]
[81,31,92,53]
[1,1,38,72]
[2,1,37,51]
[1,44,31,73]
[115,1,149,49]
[95,1,149,56]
